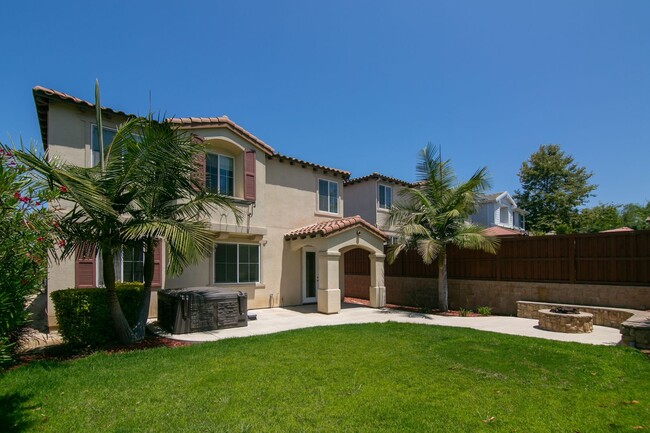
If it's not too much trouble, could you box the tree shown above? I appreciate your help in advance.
[0,145,59,366]
[16,116,238,344]
[117,117,238,340]
[388,144,499,312]
[620,202,650,230]
[574,203,622,233]
[514,144,596,234]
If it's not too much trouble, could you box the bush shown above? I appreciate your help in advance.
[51,282,144,347]
[0,145,59,367]
[476,306,492,316]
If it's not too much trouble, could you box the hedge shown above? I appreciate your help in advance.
[50,282,144,346]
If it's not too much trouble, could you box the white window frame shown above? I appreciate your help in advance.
[378,184,393,210]
[317,178,339,214]
[206,152,235,197]
[90,124,118,167]
[213,242,261,284]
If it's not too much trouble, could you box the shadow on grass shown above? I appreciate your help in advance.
[0,392,37,433]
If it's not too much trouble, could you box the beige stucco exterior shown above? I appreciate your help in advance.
[344,175,411,239]
[39,89,387,327]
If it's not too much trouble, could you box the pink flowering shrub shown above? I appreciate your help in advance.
[0,145,60,366]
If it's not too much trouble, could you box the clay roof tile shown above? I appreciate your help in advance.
[284,215,387,241]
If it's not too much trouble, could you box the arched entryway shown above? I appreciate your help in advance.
[285,216,386,314]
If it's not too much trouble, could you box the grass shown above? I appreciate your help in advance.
[1,322,648,432]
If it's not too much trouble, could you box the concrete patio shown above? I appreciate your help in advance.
[149,302,623,346]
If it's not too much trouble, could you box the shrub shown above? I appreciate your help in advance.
[458,308,471,317]
[476,306,492,316]
[0,145,59,367]
[51,282,144,347]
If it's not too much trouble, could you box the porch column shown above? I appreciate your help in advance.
[369,253,386,308]
[317,250,341,314]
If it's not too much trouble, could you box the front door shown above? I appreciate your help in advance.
[302,249,317,303]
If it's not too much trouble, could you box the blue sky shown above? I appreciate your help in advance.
[1,0,649,206]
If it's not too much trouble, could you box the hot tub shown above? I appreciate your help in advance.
[158,287,248,334]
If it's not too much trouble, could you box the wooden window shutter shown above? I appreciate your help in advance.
[75,250,96,288]
[152,242,163,288]
[244,149,256,201]
[192,135,206,187]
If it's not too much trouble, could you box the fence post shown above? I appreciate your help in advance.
[568,235,576,284]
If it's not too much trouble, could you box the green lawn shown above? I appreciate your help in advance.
[1,322,648,432]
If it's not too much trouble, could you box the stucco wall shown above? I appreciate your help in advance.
[168,156,348,309]
[265,158,347,307]
[45,103,130,326]
[43,100,353,321]
[344,182,376,225]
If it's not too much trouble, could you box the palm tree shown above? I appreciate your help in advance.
[16,116,238,343]
[388,143,499,312]
[116,116,240,340]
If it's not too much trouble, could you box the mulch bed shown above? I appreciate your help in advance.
[9,333,190,370]
[344,296,483,317]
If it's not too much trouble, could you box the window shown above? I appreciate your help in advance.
[378,185,392,209]
[214,243,259,283]
[499,207,510,226]
[206,153,234,196]
[97,245,145,286]
[318,179,338,213]
[91,125,117,167]
[122,245,144,283]
[514,213,525,229]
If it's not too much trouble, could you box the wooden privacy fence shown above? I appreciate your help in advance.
[344,230,650,286]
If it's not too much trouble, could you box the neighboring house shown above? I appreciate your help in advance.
[600,227,634,233]
[469,191,527,233]
[34,86,387,329]
[343,173,414,242]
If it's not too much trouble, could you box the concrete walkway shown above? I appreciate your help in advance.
[149,303,623,346]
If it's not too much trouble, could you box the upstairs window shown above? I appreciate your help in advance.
[206,153,234,196]
[318,179,338,213]
[499,207,510,226]
[378,185,392,209]
[91,125,117,167]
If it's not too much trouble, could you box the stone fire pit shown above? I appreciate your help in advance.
[538,308,594,333]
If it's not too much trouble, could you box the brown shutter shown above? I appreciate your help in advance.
[192,135,206,187]
[75,250,96,288]
[152,242,163,288]
[244,149,256,201]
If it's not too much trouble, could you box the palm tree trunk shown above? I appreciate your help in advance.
[437,249,449,312]
[103,248,136,344]
[133,238,155,341]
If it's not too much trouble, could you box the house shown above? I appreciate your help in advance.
[343,173,414,242]
[34,86,387,329]
[469,191,527,234]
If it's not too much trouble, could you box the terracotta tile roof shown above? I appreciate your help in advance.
[167,116,275,155]
[268,153,350,178]
[600,227,634,233]
[285,215,387,241]
[345,172,414,187]
[33,85,347,173]
[33,86,134,149]
[481,226,526,237]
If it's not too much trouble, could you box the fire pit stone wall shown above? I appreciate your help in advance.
[538,309,594,333]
